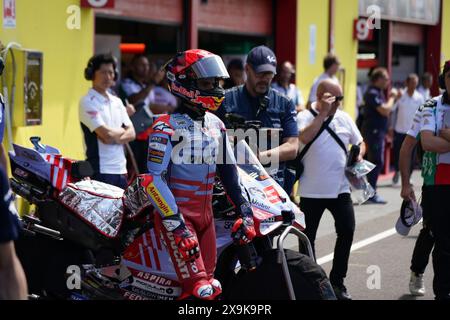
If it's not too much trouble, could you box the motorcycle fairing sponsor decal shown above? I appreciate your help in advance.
[11,144,51,182]
[123,287,174,301]
[248,187,266,200]
[129,277,181,297]
[13,167,29,178]
[248,204,283,236]
[123,228,184,281]
[250,198,271,211]
[263,185,282,204]
[131,270,179,287]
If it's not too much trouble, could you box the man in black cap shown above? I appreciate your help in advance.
[216,45,299,191]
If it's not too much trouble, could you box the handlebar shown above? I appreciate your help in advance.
[225,113,262,130]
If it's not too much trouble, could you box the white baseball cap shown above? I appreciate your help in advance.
[395,199,423,236]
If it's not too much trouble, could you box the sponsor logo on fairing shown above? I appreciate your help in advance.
[249,187,267,199]
[135,272,176,287]
[251,199,271,210]
[132,286,174,300]
[132,278,180,297]
[14,167,29,178]
[261,217,276,224]
[263,185,282,204]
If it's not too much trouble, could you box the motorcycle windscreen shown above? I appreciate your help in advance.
[233,140,299,235]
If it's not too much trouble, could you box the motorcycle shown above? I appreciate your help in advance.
[10,135,335,300]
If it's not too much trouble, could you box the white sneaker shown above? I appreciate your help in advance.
[409,272,425,296]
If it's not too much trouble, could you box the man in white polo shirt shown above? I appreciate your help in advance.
[391,74,424,186]
[79,54,136,188]
[306,53,341,109]
[297,79,366,300]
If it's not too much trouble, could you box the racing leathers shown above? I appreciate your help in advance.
[142,105,255,299]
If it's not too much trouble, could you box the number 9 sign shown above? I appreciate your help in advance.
[354,18,374,41]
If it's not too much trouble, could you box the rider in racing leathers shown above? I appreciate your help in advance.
[141,49,256,300]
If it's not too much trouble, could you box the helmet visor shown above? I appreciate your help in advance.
[190,55,230,79]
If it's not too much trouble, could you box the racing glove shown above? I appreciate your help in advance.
[162,215,200,262]
[231,202,256,245]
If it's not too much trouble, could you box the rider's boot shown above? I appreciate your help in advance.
[178,278,222,300]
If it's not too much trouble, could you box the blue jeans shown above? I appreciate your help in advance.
[364,129,386,192]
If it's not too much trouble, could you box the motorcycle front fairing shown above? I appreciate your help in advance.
[215,140,306,254]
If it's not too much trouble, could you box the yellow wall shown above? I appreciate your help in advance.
[441,0,450,64]
[296,0,329,106]
[296,0,359,118]
[0,0,94,161]
[334,0,359,118]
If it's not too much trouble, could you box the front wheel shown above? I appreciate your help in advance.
[222,249,336,300]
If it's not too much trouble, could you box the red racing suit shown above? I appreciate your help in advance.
[142,106,252,298]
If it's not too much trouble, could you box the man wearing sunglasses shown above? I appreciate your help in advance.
[297,79,366,300]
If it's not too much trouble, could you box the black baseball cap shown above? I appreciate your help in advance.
[246,45,277,74]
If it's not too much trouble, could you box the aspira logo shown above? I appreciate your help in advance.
[146,183,174,217]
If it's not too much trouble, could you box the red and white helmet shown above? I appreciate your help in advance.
[165,49,229,112]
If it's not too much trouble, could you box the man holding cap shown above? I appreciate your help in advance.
[216,45,299,191]
[419,60,450,300]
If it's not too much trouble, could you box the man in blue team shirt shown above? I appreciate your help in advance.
[216,46,299,192]
[361,67,400,204]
